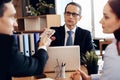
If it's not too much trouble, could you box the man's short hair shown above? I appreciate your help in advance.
[64,2,82,16]
[0,0,11,17]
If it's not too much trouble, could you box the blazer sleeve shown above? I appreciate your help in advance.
[9,37,48,77]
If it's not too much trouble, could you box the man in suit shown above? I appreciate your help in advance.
[50,2,94,64]
[0,0,52,80]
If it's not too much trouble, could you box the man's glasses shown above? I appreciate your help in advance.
[65,11,80,17]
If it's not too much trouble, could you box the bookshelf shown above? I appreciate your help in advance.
[13,0,60,31]
[16,15,61,31]
[13,0,27,17]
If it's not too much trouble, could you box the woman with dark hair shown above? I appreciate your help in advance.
[70,0,120,80]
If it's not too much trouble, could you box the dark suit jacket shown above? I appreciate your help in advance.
[50,26,94,63]
[0,34,48,80]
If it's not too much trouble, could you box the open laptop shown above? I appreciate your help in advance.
[44,46,80,72]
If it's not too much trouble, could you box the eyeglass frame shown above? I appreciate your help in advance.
[65,11,80,17]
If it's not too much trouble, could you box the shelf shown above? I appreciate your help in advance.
[16,14,61,31]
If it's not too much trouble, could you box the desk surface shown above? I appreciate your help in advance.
[12,72,74,80]
[44,72,74,80]
[12,65,87,80]
[37,65,87,80]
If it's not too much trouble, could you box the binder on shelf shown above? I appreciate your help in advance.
[12,32,41,56]
[34,33,40,53]
[13,34,19,47]
[18,34,24,55]
[23,34,30,56]
[29,33,35,55]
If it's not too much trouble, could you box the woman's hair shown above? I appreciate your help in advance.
[108,0,120,55]
[114,28,120,41]
[108,0,120,40]
[0,0,11,17]
[108,0,120,19]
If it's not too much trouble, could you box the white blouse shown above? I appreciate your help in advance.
[92,39,120,80]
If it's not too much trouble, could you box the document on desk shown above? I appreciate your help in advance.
[38,78,54,80]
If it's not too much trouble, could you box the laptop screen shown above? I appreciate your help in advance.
[44,46,80,72]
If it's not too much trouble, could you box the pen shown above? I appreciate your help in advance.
[63,63,66,66]
[61,62,66,67]
[56,59,61,70]
[55,59,61,79]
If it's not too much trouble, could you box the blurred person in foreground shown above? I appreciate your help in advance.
[0,0,52,80]
[70,0,120,80]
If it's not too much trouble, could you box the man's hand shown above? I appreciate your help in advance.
[50,36,56,41]
[39,35,52,48]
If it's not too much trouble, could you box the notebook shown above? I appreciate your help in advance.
[44,46,80,72]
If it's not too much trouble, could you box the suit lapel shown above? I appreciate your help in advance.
[60,26,65,46]
[74,27,82,45]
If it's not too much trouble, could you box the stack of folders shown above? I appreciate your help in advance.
[13,33,40,56]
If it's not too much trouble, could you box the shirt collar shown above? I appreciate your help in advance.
[65,25,77,33]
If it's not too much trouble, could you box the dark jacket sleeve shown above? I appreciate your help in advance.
[9,36,48,77]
